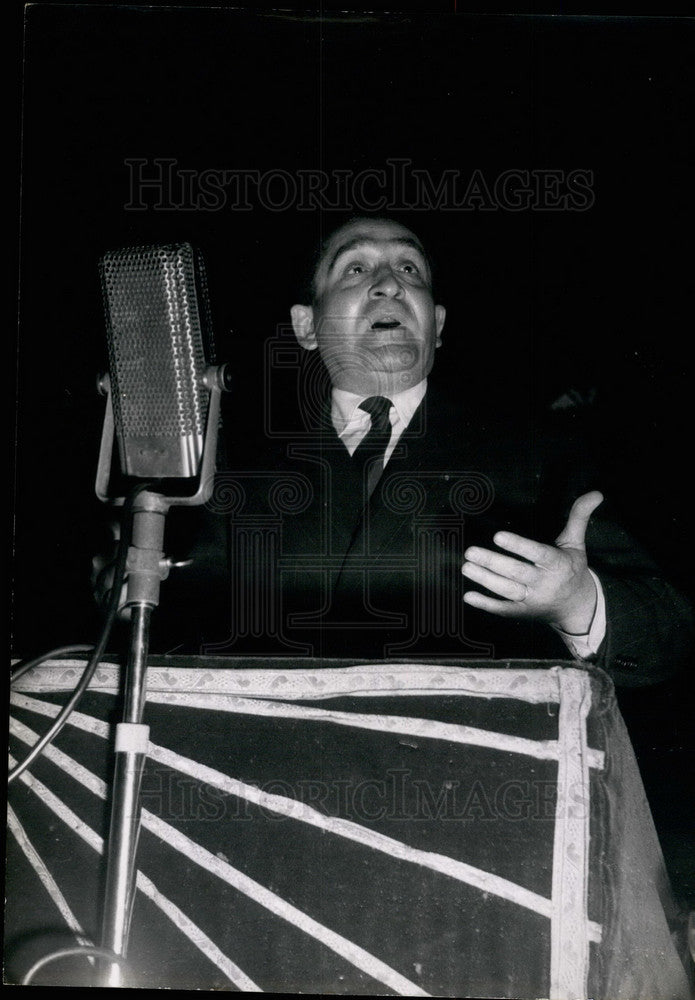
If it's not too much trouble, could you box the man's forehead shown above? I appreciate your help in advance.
[317,222,429,281]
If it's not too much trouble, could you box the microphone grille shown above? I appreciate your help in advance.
[100,243,214,479]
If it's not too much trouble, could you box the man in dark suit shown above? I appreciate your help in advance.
[161,214,687,684]
[104,216,691,683]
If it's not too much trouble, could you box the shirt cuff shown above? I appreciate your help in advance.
[553,570,606,660]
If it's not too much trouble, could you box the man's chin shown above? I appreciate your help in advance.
[368,343,420,373]
[326,345,428,395]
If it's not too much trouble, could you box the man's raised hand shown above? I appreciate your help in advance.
[461,490,604,634]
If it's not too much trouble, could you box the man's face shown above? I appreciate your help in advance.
[291,219,446,396]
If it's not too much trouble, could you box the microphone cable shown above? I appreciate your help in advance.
[8,480,153,784]
[21,946,128,986]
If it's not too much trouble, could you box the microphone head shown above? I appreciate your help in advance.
[99,242,216,480]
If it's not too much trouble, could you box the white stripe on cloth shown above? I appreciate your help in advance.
[549,669,595,998]
[8,741,261,993]
[7,726,425,996]
[11,691,603,940]
[11,661,570,704]
[9,696,561,922]
[7,804,93,952]
[144,688,605,768]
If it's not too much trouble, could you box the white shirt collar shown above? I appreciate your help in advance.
[331,379,427,435]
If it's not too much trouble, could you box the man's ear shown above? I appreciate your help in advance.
[434,305,446,348]
[290,304,318,351]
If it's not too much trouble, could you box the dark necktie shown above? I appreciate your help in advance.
[351,395,393,499]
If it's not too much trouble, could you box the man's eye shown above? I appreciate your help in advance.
[345,263,366,275]
[399,262,420,274]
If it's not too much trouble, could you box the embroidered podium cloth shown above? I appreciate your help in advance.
[5,658,692,997]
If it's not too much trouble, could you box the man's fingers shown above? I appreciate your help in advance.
[462,562,528,602]
[463,547,538,585]
[491,531,557,568]
[463,590,524,617]
[555,490,604,550]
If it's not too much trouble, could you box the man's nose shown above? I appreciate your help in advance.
[369,265,403,297]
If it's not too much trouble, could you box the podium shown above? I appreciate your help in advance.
[5,657,692,998]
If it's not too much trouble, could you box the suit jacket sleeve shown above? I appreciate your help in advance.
[540,406,693,686]
[586,515,693,686]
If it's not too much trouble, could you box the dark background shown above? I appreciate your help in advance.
[12,5,695,908]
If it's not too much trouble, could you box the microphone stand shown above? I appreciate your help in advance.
[99,490,168,987]
[95,365,229,987]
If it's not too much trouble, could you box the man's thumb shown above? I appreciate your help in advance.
[555,490,604,549]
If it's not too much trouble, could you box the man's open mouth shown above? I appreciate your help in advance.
[370,318,403,330]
